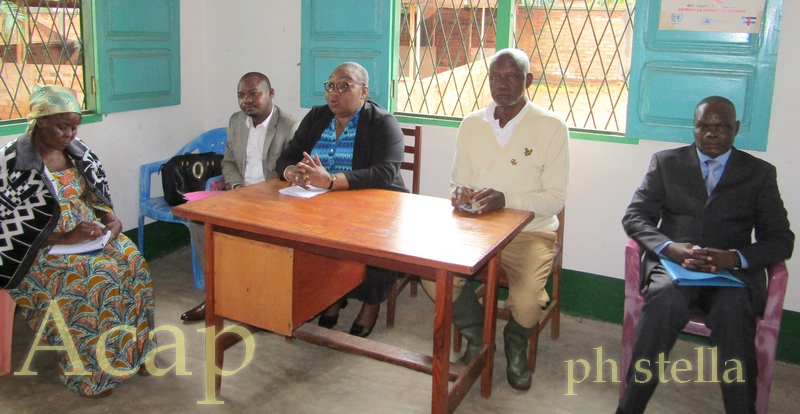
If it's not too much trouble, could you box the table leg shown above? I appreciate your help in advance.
[203,224,224,398]
[481,253,501,398]
[431,269,453,414]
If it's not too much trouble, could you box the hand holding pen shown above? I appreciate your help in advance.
[71,212,106,240]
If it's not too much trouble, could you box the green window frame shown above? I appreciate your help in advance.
[393,0,638,145]
[0,0,180,137]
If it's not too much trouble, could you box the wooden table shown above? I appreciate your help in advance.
[173,179,533,413]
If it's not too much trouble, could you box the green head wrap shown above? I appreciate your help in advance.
[26,84,82,134]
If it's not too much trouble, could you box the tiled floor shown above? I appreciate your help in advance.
[1,247,797,413]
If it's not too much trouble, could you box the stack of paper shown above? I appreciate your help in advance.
[278,186,328,198]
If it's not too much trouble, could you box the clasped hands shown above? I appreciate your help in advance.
[285,152,331,190]
[451,185,505,215]
[662,242,737,273]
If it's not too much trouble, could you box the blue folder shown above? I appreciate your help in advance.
[659,258,745,287]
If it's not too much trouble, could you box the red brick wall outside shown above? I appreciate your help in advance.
[400,8,497,75]
[0,11,84,120]
[517,7,631,87]
[0,61,84,121]
[399,5,631,85]
[430,8,497,73]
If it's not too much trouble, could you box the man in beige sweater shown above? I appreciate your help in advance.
[422,49,570,391]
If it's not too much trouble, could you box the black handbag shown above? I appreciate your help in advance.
[160,152,224,206]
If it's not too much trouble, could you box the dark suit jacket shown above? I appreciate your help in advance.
[622,144,794,313]
[221,105,299,188]
[276,100,407,193]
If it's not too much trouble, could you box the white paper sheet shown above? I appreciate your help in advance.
[49,231,112,255]
[278,185,328,198]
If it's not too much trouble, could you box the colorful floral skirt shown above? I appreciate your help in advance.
[9,167,155,396]
[10,234,156,396]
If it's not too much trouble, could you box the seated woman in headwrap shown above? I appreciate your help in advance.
[0,85,156,398]
[276,62,407,338]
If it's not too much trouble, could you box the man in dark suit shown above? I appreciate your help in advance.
[617,96,793,414]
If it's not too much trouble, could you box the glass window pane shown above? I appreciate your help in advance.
[396,0,635,134]
[1,0,84,121]
[516,0,634,132]
[398,0,498,117]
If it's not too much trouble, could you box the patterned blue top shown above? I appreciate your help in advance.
[310,109,361,173]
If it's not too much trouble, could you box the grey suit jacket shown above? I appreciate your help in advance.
[622,144,794,313]
[221,105,299,188]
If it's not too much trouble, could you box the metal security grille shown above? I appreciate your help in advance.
[397,0,635,133]
[398,0,498,118]
[517,0,634,132]
[0,0,84,121]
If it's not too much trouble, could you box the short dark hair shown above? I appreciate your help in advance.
[239,72,271,90]
[695,96,736,120]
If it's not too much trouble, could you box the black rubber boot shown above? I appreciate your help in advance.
[504,315,535,391]
[452,283,484,364]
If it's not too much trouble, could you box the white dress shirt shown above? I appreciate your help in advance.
[243,108,273,186]
[483,99,531,148]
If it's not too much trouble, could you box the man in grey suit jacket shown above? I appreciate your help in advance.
[180,72,299,321]
[617,96,793,414]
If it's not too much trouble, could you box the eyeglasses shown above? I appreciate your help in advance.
[323,81,362,93]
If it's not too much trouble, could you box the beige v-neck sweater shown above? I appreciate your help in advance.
[450,101,570,233]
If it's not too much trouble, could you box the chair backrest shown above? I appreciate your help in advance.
[178,127,228,155]
[401,126,422,195]
[621,238,789,413]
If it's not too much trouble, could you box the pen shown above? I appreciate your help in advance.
[72,212,104,236]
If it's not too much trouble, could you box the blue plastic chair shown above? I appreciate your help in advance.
[138,128,227,289]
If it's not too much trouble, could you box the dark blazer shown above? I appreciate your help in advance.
[222,105,300,188]
[276,100,407,193]
[622,144,794,313]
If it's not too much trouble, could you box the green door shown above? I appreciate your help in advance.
[300,0,396,110]
[625,0,782,151]
[89,0,181,113]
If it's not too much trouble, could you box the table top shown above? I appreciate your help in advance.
[173,179,533,276]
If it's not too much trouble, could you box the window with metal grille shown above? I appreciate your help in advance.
[397,0,635,134]
[0,0,84,121]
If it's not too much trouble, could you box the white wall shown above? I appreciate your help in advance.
[202,1,306,127]
[3,0,798,313]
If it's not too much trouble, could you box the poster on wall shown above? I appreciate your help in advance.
[659,0,767,33]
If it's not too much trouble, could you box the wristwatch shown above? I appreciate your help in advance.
[327,173,337,190]
[729,249,742,270]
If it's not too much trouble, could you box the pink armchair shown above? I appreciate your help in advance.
[620,239,788,414]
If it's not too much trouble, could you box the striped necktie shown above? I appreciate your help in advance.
[705,159,721,195]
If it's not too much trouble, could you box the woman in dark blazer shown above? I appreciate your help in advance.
[276,62,407,338]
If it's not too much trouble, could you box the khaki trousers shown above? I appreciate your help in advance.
[421,231,557,328]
